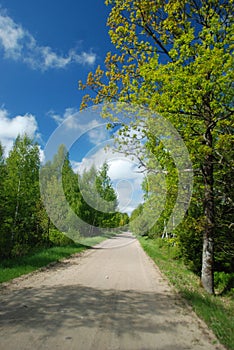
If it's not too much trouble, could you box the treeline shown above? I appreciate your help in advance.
[0,136,128,260]
[129,145,234,279]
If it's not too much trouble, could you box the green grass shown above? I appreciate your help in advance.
[78,230,119,246]
[139,236,234,350]
[0,244,88,283]
[0,230,119,284]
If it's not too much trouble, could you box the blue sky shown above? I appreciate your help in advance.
[0,0,110,146]
[0,0,145,214]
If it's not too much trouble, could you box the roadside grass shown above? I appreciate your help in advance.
[0,230,118,284]
[0,244,87,283]
[139,236,234,350]
[78,230,119,246]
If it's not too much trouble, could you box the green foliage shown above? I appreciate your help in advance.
[129,204,145,234]
[175,219,203,274]
[214,272,234,296]
[0,244,87,283]
[81,0,234,294]
[48,229,75,246]
[96,162,118,206]
[0,136,46,259]
[0,135,128,262]
[62,149,82,215]
[0,143,9,258]
[40,145,75,235]
[139,237,234,350]
[119,212,129,226]
[78,162,123,230]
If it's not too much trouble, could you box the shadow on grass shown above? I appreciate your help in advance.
[179,289,234,347]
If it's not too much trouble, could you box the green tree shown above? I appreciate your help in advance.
[40,144,82,240]
[95,162,119,227]
[95,162,118,211]
[0,142,6,220]
[5,135,42,256]
[78,165,100,230]
[130,203,147,234]
[62,150,82,217]
[81,0,233,294]
[119,212,129,226]
[0,142,9,258]
[79,163,120,230]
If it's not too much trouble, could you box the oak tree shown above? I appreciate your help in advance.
[80,0,234,294]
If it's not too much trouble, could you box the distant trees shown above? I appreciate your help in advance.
[0,138,128,259]
[79,162,120,229]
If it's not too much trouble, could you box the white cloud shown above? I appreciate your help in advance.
[87,127,110,145]
[48,108,79,125]
[108,158,144,181]
[49,107,109,145]
[0,107,40,156]
[74,148,110,174]
[0,10,24,57]
[70,160,82,174]
[72,148,144,183]
[0,10,96,70]
[38,145,45,163]
[108,158,145,213]
[69,50,96,65]
[115,179,134,212]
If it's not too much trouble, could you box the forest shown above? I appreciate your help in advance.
[0,136,128,260]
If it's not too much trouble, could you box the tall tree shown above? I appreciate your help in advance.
[40,144,82,239]
[95,162,119,227]
[0,143,9,258]
[95,162,118,212]
[0,142,6,220]
[5,135,42,255]
[78,165,100,229]
[81,0,234,294]
[79,163,119,229]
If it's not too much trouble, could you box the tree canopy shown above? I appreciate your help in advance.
[0,139,129,259]
[80,0,234,294]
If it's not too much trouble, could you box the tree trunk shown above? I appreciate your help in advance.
[11,177,21,243]
[201,225,214,294]
[201,127,215,294]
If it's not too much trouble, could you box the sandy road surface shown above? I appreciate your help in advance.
[0,232,224,350]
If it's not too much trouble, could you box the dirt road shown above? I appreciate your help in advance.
[0,232,224,350]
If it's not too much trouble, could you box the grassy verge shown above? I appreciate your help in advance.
[139,236,234,350]
[0,230,118,284]
[0,244,87,283]
[78,230,120,246]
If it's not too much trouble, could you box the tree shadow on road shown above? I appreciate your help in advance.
[0,284,186,338]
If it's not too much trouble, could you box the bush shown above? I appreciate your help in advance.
[48,229,75,246]
[214,271,234,295]
[175,217,203,274]
[11,243,30,257]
